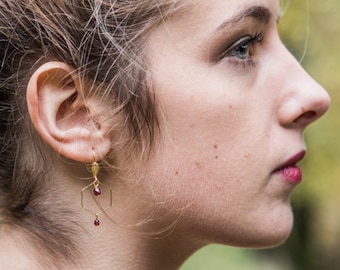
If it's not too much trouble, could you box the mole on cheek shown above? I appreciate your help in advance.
[214,145,219,159]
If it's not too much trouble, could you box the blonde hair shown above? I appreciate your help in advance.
[0,0,180,265]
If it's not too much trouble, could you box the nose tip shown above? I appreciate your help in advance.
[294,93,330,126]
[278,60,330,128]
[276,43,331,128]
[294,81,330,126]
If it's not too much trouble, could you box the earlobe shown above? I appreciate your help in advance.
[27,62,112,162]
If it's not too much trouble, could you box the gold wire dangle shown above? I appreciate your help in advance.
[81,149,113,226]
[91,160,101,196]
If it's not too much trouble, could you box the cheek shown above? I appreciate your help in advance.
[157,102,269,187]
[145,46,290,245]
[139,99,292,246]
[141,142,293,248]
[151,71,273,204]
[143,116,268,213]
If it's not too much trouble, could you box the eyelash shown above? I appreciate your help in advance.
[220,32,264,68]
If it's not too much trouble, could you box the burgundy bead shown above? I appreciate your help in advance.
[94,218,100,226]
[93,186,101,196]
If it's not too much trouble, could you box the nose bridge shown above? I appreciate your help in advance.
[277,45,330,127]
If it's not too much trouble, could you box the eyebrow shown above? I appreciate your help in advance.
[216,6,275,31]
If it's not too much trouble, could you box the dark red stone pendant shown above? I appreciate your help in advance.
[93,186,101,196]
[94,218,100,226]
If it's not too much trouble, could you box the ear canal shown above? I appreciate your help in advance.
[27,61,112,163]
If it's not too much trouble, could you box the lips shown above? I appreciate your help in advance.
[274,151,306,184]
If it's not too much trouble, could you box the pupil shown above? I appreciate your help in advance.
[237,44,249,59]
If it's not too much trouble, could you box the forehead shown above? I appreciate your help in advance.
[149,0,280,53]
[168,0,280,29]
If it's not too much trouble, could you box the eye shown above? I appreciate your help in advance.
[229,39,250,60]
[220,32,263,65]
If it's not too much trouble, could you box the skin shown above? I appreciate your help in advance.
[0,0,330,269]
[142,0,330,252]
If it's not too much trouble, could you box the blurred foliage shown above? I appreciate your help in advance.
[182,0,340,269]
[276,0,340,269]
[181,245,290,270]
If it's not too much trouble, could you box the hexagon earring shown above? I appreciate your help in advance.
[81,149,113,226]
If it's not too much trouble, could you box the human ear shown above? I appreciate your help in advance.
[26,61,112,162]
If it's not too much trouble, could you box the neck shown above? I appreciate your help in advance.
[0,178,204,270]
[0,217,202,270]
[77,198,206,270]
[0,158,205,269]
[0,227,37,269]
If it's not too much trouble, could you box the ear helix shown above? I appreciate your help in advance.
[26,61,113,163]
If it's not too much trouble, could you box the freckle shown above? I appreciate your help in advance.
[94,121,101,129]
[195,162,201,169]
[215,156,218,159]
[229,105,233,109]
[175,171,179,175]
[214,145,218,149]
[190,124,196,128]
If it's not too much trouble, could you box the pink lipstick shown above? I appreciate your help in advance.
[274,151,306,184]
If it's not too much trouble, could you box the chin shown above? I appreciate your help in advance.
[246,211,294,248]
[232,226,293,249]
[224,207,295,249]
[255,227,293,248]
[211,220,293,250]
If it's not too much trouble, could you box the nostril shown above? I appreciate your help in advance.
[301,111,317,119]
[294,111,317,125]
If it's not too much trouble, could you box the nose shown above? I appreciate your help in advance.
[277,48,330,128]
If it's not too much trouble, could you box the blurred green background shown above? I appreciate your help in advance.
[181,0,340,269]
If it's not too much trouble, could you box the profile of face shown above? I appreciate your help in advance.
[21,0,331,262]
[135,0,330,248]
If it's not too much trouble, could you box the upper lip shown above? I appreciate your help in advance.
[274,150,306,172]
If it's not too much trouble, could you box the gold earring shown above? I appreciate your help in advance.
[81,149,112,226]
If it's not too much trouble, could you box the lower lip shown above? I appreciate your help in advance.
[276,166,302,184]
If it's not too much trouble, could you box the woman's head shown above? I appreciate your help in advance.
[0,0,330,268]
